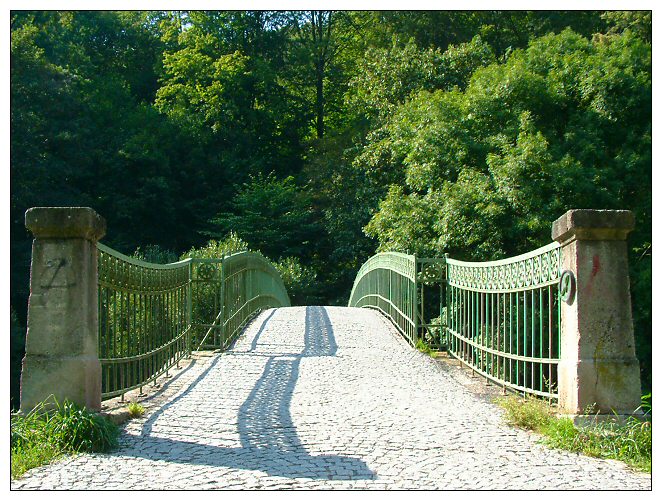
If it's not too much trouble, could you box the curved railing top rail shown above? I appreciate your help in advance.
[97,242,192,269]
[222,250,291,307]
[446,241,561,292]
[445,241,560,267]
[223,250,287,273]
[96,244,290,276]
[351,252,417,281]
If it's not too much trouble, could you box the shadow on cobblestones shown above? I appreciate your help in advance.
[124,307,374,480]
[302,305,337,356]
[248,309,276,352]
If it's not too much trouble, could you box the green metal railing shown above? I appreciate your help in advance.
[350,242,562,399]
[446,242,562,399]
[97,245,290,400]
[193,251,291,350]
[348,252,420,345]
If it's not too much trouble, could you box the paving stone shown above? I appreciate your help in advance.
[11,306,651,490]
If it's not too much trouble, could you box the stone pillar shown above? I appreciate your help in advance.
[20,207,106,413]
[552,209,641,416]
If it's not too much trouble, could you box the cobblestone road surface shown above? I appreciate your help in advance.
[12,306,651,490]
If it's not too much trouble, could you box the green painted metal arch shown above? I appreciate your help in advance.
[222,250,291,308]
[97,242,192,270]
[444,241,562,400]
[348,252,419,345]
[218,251,291,348]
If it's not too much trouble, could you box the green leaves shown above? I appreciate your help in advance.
[11,398,119,478]
[358,28,651,259]
[355,26,651,389]
[207,173,322,262]
[9,11,652,400]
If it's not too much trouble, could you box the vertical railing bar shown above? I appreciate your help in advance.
[187,261,193,355]
[516,290,520,388]
[509,290,513,386]
[523,289,528,391]
[539,287,544,394]
[531,288,536,392]
[482,293,486,375]
[548,285,553,396]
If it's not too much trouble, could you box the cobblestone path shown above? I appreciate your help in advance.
[12,306,651,490]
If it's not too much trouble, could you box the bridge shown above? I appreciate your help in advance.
[13,207,650,490]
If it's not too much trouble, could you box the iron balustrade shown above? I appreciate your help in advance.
[350,242,562,399]
[446,242,562,399]
[97,244,290,400]
[195,252,291,350]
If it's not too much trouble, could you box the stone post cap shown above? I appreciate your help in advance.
[25,207,106,241]
[552,209,634,244]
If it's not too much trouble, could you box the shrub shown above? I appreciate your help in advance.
[46,400,119,452]
[497,395,554,431]
[273,256,320,305]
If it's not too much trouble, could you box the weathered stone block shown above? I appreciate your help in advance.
[20,355,102,412]
[20,207,105,413]
[552,208,634,243]
[25,207,106,241]
[552,209,641,416]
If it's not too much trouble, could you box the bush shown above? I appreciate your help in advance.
[273,256,320,305]
[497,395,554,431]
[46,400,119,453]
[127,402,145,418]
[179,231,249,260]
[415,338,435,355]
[132,244,179,264]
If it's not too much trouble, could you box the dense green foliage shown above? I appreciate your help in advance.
[11,398,119,478]
[11,11,651,407]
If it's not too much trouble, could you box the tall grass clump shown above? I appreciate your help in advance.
[497,394,652,473]
[127,401,145,418]
[11,398,119,479]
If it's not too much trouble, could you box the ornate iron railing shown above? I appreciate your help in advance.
[97,245,289,399]
[350,242,562,399]
[445,242,562,399]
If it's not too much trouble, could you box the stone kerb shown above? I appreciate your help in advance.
[20,207,106,413]
[552,209,641,417]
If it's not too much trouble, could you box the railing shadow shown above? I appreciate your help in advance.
[121,306,373,480]
[248,308,277,352]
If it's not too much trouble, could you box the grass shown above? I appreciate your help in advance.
[415,338,435,355]
[127,401,146,418]
[496,395,651,473]
[11,397,120,479]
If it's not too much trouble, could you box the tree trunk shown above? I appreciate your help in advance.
[316,61,324,138]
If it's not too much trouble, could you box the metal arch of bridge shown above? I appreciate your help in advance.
[97,243,290,400]
[347,252,444,347]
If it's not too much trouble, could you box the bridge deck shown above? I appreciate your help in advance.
[12,306,650,490]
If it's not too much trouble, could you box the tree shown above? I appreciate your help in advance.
[206,173,323,262]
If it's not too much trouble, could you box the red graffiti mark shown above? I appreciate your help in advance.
[584,255,601,296]
[592,255,600,277]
